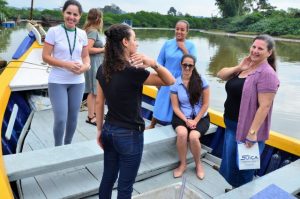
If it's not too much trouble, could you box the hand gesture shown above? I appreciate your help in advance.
[188,119,197,129]
[130,53,145,68]
[68,61,82,74]
[239,55,253,72]
[185,119,195,129]
[130,53,156,69]
[177,41,188,54]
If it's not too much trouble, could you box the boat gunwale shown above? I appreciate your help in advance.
[142,85,300,156]
[0,41,41,199]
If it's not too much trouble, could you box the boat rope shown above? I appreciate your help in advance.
[3,60,51,72]
[179,175,186,199]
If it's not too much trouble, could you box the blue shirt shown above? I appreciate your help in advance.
[153,38,198,122]
[157,38,197,78]
[170,75,209,119]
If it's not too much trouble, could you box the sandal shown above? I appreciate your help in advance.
[86,116,97,126]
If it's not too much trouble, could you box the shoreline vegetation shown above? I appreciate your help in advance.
[198,30,300,43]
[2,3,300,40]
[134,27,300,43]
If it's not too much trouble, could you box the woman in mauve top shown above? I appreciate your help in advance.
[217,34,280,189]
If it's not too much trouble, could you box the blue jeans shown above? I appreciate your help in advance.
[219,118,265,187]
[99,123,144,199]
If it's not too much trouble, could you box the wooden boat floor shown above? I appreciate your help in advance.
[20,109,230,199]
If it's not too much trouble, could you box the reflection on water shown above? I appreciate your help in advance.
[205,35,251,75]
[0,25,28,61]
[276,41,300,63]
[3,27,300,139]
[0,28,13,56]
[136,29,300,139]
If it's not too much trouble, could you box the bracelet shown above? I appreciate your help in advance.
[245,138,256,144]
[151,62,159,70]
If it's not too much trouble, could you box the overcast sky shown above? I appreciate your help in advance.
[6,0,300,17]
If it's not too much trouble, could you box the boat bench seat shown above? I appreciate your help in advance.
[215,159,300,199]
[4,124,217,181]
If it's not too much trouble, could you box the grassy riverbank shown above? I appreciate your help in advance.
[133,27,300,42]
[197,30,300,42]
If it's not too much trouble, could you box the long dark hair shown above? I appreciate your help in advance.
[254,34,277,71]
[181,54,203,106]
[102,24,132,82]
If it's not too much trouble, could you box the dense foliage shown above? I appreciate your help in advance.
[2,5,300,38]
[215,0,275,18]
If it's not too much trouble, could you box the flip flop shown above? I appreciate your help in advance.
[86,116,96,126]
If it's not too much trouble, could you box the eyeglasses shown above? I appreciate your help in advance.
[182,63,194,69]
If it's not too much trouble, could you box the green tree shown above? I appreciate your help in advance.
[287,8,300,18]
[167,7,177,16]
[215,0,274,17]
[0,0,8,16]
[215,0,244,17]
[245,0,275,12]
[102,4,124,14]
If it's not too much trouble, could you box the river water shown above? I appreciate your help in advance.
[1,26,300,139]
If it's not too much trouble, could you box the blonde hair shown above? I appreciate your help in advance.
[83,8,103,32]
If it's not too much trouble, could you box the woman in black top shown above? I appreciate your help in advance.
[95,24,175,199]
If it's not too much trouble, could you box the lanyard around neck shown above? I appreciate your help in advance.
[63,24,77,58]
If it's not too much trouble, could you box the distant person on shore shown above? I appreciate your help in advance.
[42,0,90,146]
[83,8,105,126]
[171,54,210,179]
[217,34,280,191]
[95,24,175,199]
[146,20,198,129]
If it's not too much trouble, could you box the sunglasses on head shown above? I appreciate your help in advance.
[182,63,194,69]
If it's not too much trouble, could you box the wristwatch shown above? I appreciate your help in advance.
[249,129,256,135]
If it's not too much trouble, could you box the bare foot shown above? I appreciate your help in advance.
[196,163,205,180]
[173,164,187,178]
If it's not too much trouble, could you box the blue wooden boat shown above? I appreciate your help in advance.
[1,21,16,28]
[0,22,300,199]
[122,19,133,27]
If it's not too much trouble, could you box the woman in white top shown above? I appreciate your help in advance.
[42,0,90,146]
